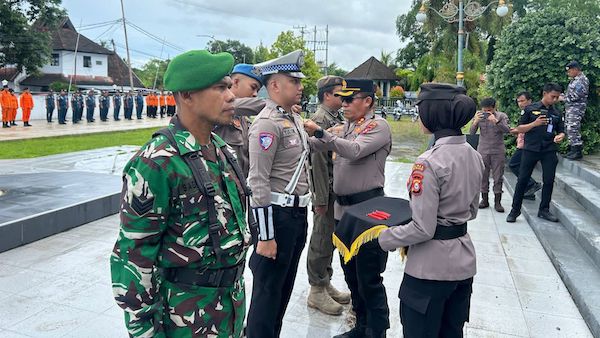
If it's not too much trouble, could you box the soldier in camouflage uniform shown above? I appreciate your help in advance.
[563,61,589,160]
[111,50,251,338]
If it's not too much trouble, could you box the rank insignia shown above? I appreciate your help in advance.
[259,132,274,150]
[131,195,154,216]
[532,111,541,116]
[361,121,377,134]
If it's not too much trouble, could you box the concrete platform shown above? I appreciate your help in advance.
[0,161,592,337]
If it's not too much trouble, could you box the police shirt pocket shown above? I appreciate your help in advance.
[283,135,301,149]
[399,282,431,315]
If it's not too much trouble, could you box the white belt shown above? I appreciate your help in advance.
[270,192,312,208]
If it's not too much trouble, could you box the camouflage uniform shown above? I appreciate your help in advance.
[565,72,589,146]
[111,117,251,338]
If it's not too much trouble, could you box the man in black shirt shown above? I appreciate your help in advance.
[507,83,566,223]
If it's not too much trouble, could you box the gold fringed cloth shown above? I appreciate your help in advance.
[333,196,412,264]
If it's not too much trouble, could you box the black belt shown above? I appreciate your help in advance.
[162,263,245,288]
[432,223,467,240]
[337,187,384,206]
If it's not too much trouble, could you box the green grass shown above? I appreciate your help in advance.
[0,120,429,160]
[0,127,157,159]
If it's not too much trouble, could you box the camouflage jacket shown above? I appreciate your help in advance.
[110,117,251,337]
[566,72,589,107]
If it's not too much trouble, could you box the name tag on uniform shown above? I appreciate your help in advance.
[283,128,296,136]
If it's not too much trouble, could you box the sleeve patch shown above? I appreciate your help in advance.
[410,172,424,196]
[259,132,275,151]
[412,163,425,172]
[131,195,154,216]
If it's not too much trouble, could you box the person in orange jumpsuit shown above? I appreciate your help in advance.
[1,85,11,128]
[8,88,19,126]
[145,91,157,118]
[158,90,167,118]
[166,91,176,116]
[20,87,34,127]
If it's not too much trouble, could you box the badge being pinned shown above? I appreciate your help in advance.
[259,132,275,151]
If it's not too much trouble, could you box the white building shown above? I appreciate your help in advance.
[1,17,144,93]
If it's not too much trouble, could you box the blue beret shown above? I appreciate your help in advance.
[231,64,263,86]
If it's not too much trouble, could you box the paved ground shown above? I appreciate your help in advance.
[0,160,592,337]
[0,117,168,141]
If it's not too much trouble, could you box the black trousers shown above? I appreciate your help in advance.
[124,107,133,119]
[113,106,121,120]
[136,106,143,119]
[46,107,54,122]
[100,108,109,120]
[400,274,473,338]
[86,107,95,121]
[339,235,389,335]
[508,149,537,192]
[160,106,166,117]
[58,107,67,123]
[246,206,308,338]
[167,106,176,116]
[511,149,558,212]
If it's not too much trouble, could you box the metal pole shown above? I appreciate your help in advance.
[457,0,465,87]
[325,25,329,75]
[120,0,135,91]
[68,19,82,95]
[152,37,166,91]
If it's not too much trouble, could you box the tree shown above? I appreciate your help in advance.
[254,42,270,63]
[207,39,254,64]
[379,50,396,71]
[326,63,347,77]
[0,0,64,73]
[134,58,170,89]
[488,8,600,154]
[269,31,322,97]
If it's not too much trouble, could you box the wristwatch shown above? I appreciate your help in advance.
[314,127,324,139]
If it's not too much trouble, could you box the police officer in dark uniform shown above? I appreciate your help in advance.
[135,91,144,119]
[113,90,122,121]
[85,90,96,122]
[99,90,110,121]
[124,90,134,120]
[57,90,68,124]
[507,83,566,223]
[45,89,55,123]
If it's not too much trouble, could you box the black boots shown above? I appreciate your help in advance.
[506,210,521,223]
[479,193,489,209]
[333,326,367,338]
[24,122,32,127]
[2,122,10,128]
[566,145,583,160]
[538,209,559,222]
[494,193,505,213]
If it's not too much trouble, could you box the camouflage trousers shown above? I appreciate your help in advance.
[307,195,336,286]
[566,105,586,146]
[159,277,246,338]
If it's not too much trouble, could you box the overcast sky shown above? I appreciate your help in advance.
[61,0,412,71]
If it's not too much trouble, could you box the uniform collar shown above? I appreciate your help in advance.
[167,116,227,156]
[319,104,341,119]
[434,135,466,146]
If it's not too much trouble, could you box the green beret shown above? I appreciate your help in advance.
[163,50,234,92]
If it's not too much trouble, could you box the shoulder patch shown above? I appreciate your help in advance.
[131,194,154,216]
[361,121,378,134]
[408,171,424,196]
[412,163,425,172]
[259,132,275,151]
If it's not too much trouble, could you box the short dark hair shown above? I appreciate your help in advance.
[516,91,531,101]
[480,97,496,108]
[543,83,562,93]
[317,86,337,103]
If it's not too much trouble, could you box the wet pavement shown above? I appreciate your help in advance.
[0,151,592,337]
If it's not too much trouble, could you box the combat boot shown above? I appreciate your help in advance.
[478,193,489,209]
[494,193,505,213]
[307,285,343,315]
[327,283,351,304]
[2,122,10,128]
[566,145,583,160]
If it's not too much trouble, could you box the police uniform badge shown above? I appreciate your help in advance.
[259,132,274,151]
[408,163,425,196]
[232,118,241,128]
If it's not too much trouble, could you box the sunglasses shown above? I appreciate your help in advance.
[340,95,370,104]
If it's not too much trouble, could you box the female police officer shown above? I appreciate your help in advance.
[378,83,484,337]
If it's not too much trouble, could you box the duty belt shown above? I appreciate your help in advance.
[337,187,384,206]
[432,223,467,240]
[271,192,311,208]
[162,263,245,288]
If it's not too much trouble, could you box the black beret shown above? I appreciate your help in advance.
[565,61,581,70]
[416,83,467,104]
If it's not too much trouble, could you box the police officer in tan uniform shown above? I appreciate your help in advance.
[378,83,484,338]
[246,50,312,338]
[304,79,392,338]
[214,63,264,176]
[306,75,351,316]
